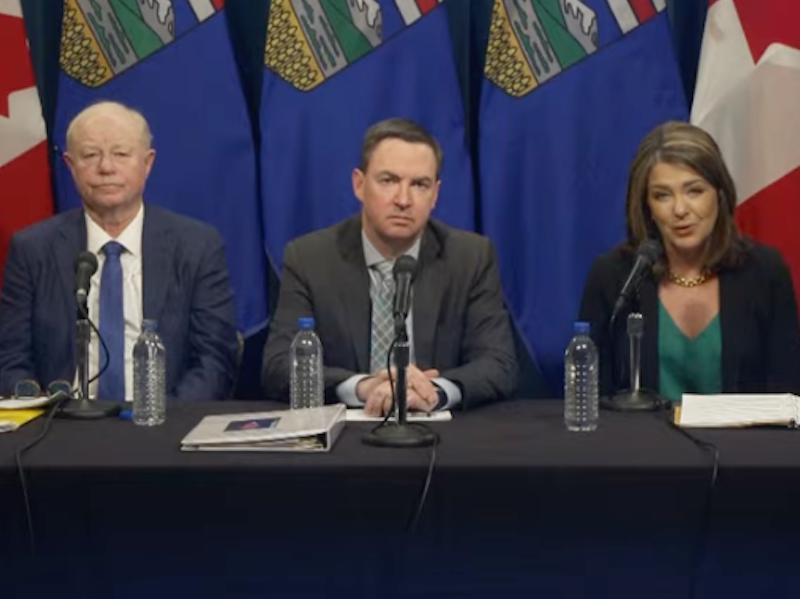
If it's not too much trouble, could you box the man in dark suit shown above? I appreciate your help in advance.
[262,118,517,414]
[0,101,238,400]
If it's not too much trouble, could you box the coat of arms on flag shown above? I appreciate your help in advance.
[479,0,685,391]
[265,0,443,91]
[484,0,666,97]
[60,0,224,87]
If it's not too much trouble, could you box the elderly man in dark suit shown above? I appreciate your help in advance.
[0,101,238,401]
[262,118,517,415]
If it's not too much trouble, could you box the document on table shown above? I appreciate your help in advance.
[345,409,452,422]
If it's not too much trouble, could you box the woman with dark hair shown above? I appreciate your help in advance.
[580,121,800,402]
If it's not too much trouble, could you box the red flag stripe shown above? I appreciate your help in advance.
[210,0,224,9]
[736,165,800,301]
[416,0,438,14]
[732,0,800,64]
[628,0,655,23]
[0,143,53,279]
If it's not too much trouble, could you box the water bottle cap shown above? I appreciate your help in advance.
[574,321,590,334]
[142,319,158,331]
[298,317,315,329]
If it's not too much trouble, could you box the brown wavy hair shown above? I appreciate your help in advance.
[625,121,745,274]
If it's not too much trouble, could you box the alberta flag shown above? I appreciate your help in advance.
[260,0,473,266]
[53,0,267,334]
[479,0,687,391]
[0,0,53,287]
[692,0,800,308]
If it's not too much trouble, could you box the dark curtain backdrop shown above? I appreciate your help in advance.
[18,0,709,399]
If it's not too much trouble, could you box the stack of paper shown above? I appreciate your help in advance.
[676,394,800,428]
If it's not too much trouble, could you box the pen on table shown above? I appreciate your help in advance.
[119,409,132,421]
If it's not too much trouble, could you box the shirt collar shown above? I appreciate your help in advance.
[85,203,145,258]
[361,230,421,268]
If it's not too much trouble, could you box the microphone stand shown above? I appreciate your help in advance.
[57,301,121,419]
[600,312,665,412]
[363,317,438,448]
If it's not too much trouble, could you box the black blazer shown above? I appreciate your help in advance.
[579,241,800,398]
[262,215,518,409]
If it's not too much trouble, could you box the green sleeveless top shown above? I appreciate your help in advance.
[658,301,722,402]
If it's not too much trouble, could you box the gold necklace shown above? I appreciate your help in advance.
[667,269,711,288]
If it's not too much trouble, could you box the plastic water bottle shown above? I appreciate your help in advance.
[564,321,599,432]
[290,317,324,410]
[133,320,166,426]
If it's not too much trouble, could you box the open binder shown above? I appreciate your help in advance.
[181,404,347,452]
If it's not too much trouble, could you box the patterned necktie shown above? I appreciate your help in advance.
[98,241,125,401]
[370,260,396,373]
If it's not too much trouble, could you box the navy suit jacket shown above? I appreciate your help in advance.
[0,205,238,400]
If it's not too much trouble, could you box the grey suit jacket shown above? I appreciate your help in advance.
[0,205,238,400]
[262,215,518,409]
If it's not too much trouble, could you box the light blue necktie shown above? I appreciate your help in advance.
[98,241,125,400]
[370,261,395,373]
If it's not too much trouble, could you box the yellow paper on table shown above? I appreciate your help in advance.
[0,409,44,433]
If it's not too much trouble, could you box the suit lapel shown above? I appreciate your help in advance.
[54,211,86,366]
[337,218,371,372]
[142,207,174,323]
[55,211,86,317]
[412,225,442,369]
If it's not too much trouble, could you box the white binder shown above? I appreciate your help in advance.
[180,404,347,452]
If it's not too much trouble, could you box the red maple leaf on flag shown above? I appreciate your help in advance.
[728,0,800,63]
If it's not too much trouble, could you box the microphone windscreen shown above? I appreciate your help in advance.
[637,240,662,265]
[74,251,98,275]
[393,255,418,280]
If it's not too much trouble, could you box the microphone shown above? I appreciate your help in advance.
[363,252,437,448]
[59,252,120,419]
[392,255,417,329]
[611,240,662,321]
[74,251,98,307]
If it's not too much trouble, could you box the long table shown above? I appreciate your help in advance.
[2,400,800,598]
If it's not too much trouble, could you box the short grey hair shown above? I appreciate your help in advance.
[65,100,153,151]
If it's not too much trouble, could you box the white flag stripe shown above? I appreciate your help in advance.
[0,88,48,168]
[187,0,215,22]
[607,0,638,34]
[695,44,800,203]
[690,0,753,125]
[652,0,666,11]
[691,0,800,204]
[395,0,422,25]
[0,0,22,17]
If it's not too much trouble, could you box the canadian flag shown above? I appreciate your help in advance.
[0,0,52,286]
[691,0,800,301]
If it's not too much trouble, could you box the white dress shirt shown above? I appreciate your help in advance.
[83,204,144,401]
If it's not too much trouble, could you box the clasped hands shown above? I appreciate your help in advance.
[356,365,440,416]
